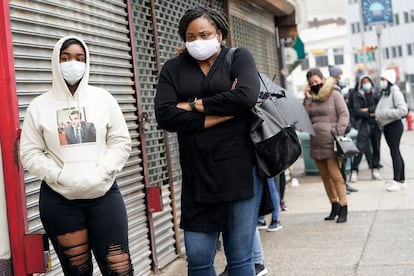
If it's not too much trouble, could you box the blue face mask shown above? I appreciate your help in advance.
[362,82,372,91]
[380,80,388,90]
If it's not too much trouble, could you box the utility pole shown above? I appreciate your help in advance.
[375,25,382,73]
[359,0,367,66]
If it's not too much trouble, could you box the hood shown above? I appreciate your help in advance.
[310,77,337,102]
[51,36,90,100]
[358,74,375,95]
[381,69,396,84]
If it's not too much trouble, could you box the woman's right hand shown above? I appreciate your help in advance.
[305,85,313,98]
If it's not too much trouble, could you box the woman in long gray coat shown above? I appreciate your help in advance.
[304,68,350,223]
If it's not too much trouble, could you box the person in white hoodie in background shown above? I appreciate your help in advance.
[20,36,133,275]
[375,69,408,192]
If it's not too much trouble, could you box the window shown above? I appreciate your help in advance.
[315,55,328,67]
[404,11,409,23]
[398,45,403,57]
[351,22,361,34]
[385,48,390,59]
[408,43,413,56]
[333,48,344,65]
[393,13,400,25]
[364,25,372,32]
[392,46,397,58]
[407,74,414,83]
[351,23,356,34]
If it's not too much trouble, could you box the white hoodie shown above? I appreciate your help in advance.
[20,36,131,199]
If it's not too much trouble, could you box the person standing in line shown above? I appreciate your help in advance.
[257,178,282,232]
[303,68,350,223]
[328,65,359,193]
[155,6,261,275]
[375,69,408,191]
[20,36,133,275]
[349,74,383,182]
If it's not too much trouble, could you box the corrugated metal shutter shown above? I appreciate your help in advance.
[128,0,225,270]
[10,0,151,275]
[229,0,280,80]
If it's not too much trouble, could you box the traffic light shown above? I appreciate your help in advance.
[365,45,378,51]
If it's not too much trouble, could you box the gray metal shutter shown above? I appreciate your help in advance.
[10,0,151,274]
[129,0,225,270]
[229,0,280,79]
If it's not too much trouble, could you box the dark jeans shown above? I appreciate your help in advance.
[352,123,381,171]
[383,120,405,182]
[39,182,132,275]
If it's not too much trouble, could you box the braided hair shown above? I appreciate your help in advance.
[178,6,229,42]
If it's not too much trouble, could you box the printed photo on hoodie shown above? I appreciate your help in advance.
[57,107,96,146]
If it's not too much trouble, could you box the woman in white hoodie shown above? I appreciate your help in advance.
[375,69,408,192]
[20,36,133,275]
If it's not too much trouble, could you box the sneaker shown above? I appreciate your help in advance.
[255,263,268,276]
[346,184,359,193]
[280,200,288,211]
[386,181,401,192]
[257,220,267,230]
[350,171,358,183]
[401,182,407,189]
[266,220,282,232]
[372,169,383,180]
[220,264,268,276]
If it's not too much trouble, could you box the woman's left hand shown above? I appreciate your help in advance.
[176,101,191,111]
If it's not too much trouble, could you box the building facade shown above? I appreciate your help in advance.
[347,0,414,106]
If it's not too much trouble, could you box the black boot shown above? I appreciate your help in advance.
[337,205,348,223]
[324,202,340,221]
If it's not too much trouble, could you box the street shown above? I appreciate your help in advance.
[162,128,414,276]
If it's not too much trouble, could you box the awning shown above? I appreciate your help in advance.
[250,0,294,16]
[250,0,298,39]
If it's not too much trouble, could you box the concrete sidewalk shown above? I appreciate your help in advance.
[161,130,414,276]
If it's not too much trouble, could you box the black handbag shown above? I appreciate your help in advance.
[226,48,302,177]
[250,89,302,177]
[333,134,359,158]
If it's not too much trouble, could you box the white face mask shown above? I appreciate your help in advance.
[338,76,345,86]
[185,36,220,61]
[380,80,388,90]
[362,82,372,91]
[60,60,86,85]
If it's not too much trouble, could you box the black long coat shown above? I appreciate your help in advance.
[155,47,260,232]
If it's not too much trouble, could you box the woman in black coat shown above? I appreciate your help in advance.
[350,74,383,182]
[155,6,261,276]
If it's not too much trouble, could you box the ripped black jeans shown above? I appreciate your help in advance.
[39,182,133,275]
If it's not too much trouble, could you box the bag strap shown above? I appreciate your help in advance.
[226,47,270,97]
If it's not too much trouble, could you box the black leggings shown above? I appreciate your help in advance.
[39,182,133,275]
[383,120,405,182]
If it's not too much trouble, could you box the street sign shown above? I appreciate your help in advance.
[361,0,393,26]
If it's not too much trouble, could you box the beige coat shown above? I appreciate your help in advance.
[303,77,350,160]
